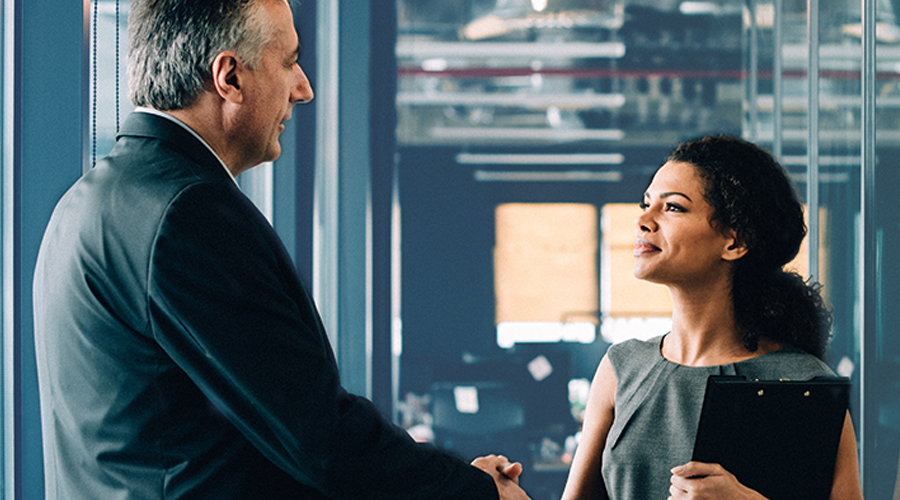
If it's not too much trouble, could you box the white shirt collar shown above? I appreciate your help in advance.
[134,107,238,185]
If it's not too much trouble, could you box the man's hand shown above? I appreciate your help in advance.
[669,462,767,500]
[471,454,531,500]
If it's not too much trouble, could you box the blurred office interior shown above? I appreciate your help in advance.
[6,0,900,498]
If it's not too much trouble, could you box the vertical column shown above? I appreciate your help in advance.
[748,0,759,142]
[338,0,373,399]
[314,0,374,398]
[1,1,13,496]
[807,0,820,282]
[773,0,784,158]
[390,164,401,423]
[13,0,87,497]
[859,0,877,491]
[369,2,398,417]
[314,0,341,351]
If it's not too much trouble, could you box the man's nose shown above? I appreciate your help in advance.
[292,65,314,104]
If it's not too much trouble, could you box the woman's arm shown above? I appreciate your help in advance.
[561,354,617,500]
[829,411,863,499]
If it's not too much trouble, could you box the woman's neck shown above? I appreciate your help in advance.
[663,282,782,366]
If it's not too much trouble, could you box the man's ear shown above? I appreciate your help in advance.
[722,229,749,261]
[210,51,244,103]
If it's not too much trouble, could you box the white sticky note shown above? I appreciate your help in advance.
[528,354,553,382]
[453,386,480,414]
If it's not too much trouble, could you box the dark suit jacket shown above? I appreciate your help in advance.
[33,112,498,499]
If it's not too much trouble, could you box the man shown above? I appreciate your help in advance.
[32,1,530,498]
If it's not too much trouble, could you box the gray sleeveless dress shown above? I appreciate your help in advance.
[600,335,834,500]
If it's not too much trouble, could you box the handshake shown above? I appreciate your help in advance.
[471,454,532,500]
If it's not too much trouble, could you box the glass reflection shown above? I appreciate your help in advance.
[395,0,898,497]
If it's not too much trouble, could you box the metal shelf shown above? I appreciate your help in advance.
[396,40,626,61]
[397,91,625,110]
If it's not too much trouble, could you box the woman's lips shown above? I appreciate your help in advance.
[634,238,660,256]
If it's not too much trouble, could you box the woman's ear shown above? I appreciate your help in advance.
[723,230,749,261]
[210,51,244,103]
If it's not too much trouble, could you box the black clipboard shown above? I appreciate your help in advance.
[692,375,850,500]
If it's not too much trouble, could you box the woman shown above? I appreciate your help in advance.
[561,135,863,500]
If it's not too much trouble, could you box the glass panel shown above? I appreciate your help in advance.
[393,0,900,495]
[1,0,7,492]
[395,1,751,497]
[805,0,868,486]
[872,0,900,493]
[88,0,130,168]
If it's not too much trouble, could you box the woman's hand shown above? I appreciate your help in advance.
[471,454,523,482]
[668,462,768,500]
[471,454,531,500]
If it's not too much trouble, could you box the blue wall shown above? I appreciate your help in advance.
[15,0,86,497]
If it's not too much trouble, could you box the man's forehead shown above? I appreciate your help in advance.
[266,1,298,44]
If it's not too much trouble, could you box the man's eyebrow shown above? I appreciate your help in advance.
[285,43,300,63]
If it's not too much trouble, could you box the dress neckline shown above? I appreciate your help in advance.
[654,333,791,369]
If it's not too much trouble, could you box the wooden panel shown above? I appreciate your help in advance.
[494,203,598,324]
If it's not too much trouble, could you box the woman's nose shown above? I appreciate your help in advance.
[635,209,657,233]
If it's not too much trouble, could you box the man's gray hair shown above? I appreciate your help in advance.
[127,0,276,110]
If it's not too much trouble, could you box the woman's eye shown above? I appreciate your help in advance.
[665,203,685,212]
[638,201,649,210]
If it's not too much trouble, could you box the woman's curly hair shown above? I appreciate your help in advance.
[666,135,832,360]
